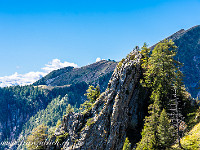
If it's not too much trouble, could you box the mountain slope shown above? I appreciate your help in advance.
[152,25,200,97]
[0,60,117,150]
[34,60,117,88]
[49,26,200,149]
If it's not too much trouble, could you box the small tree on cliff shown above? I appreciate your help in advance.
[84,85,100,103]
[81,85,100,112]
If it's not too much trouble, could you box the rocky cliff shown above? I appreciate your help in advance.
[52,50,149,150]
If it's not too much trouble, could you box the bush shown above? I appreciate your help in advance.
[86,118,95,127]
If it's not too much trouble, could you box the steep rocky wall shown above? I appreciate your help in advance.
[55,50,149,150]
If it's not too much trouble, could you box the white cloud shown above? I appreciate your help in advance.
[96,57,101,62]
[0,72,46,87]
[42,59,78,73]
[0,59,78,87]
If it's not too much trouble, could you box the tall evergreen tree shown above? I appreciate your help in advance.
[136,94,160,150]
[144,39,183,109]
[158,109,175,149]
[137,40,185,149]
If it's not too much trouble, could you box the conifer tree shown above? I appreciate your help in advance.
[137,40,185,149]
[81,85,101,112]
[158,109,175,149]
[136,93,160,150]
[140,42,150,70]
[144,39,183,109]
[84,85,100,103]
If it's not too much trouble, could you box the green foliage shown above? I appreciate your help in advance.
[0,85,51,140]
[123,137,131,150]
[86,118,95,127]
[140,42,150,70]
[55,132,69,144]
[143,40,184,108]
[66,104,74,114]
[158,109,176,149]
[137,40,187,149]
[136,98,160,150]
[22,95,69,135]
[81,85,100,113]
[172,121,200,149]
[19,94,78,150]
[26,124,48,150]
[80,101,92,114]
[84,85,100,103]
[56,120,62,129]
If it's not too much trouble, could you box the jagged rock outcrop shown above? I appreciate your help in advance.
[54,50,149,150]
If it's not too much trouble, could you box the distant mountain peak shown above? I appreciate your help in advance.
[34,60,117,87]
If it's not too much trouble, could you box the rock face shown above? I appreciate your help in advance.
[54,50,149,150]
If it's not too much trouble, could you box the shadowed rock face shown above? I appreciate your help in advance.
[53,50,149,150]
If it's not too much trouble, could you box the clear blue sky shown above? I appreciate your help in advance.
[0,0,200,76]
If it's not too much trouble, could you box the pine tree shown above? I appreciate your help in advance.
[81,85,101,112]
[123,137,131,150]
[136,94,160,150]
[144,39,183,109]
[84,85,100,103]
[141,42,150,70]
[158,109,175,149]
[137,40,185,149]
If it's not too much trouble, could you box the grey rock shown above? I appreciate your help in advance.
[54,50,149,150]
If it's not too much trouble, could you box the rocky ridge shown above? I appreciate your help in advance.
[52,50,149,150]
[34,60,117,88]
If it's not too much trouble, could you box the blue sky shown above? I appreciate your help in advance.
[0,0,200,78]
